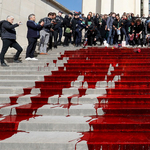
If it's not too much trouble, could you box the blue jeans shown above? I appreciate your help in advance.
[121,28,129,45]
[107,29,114,45]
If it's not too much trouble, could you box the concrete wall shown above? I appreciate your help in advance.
[82,0,149,17]
[0,0,69,51]
[114,0,135,16]
[82,0,97,16]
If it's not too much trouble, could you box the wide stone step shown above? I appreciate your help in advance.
[0,67,56,71]
[0,87,24,94]
[0,104,104,116]
[0,75,44,81]
[0,71,52,75]
[0,132,85,150]
[0,80,36,87]
[0,116,90,132]
[1,131,150,150]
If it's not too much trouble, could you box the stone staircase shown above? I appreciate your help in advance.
[0,46,150,150]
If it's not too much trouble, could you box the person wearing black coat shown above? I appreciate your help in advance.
[113,14,122,44]
[71,14,79,44]
[85,14,96,46]
[50,13,61,49]
[134,19,146,47]
[127,20,136,46]
[85,26,101,46]
[57,11,64,45]
[99,15,107,45]
[63,13,73,46]
[26,14,44,60]
[0,16,23,66]
[94,13,100,29]
[120,15,130,45]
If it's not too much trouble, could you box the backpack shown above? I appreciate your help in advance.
[0,20,6,37]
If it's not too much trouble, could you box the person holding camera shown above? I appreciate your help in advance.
[50,13,61,49]
[0,16,23,67]
[39,12,53,54]
[26,14,44,60]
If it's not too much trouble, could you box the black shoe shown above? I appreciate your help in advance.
[57,41,61,45]
[1,63,9,67]
[14,60,22,63]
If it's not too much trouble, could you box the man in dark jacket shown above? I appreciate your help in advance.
[57,11,64,45]
[0,16,23,66]
[72,13,79,44]
[26,14,44,60]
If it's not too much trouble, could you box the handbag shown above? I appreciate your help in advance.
[130,34,134,41]
[65,27,71,34]
[117,29,121,35]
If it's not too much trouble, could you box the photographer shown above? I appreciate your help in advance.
[0,16,23,67]
[50,13,61,49]
[39,12,53,54]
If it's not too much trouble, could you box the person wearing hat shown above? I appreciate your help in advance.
[71,13,79,45]
[57,11,64,45]
[75,16,87,47]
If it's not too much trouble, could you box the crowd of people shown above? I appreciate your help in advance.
[1,11,150,66]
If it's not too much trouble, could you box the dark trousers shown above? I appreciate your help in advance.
[75,30,82,45]
[26,37,37,58]
[58,27,62,42]
[0,39,23,64]
[53,31,58,48]
[48,32,53,49]
[64,34,71,46]
[121,28,129,45]
[72,30,76,44]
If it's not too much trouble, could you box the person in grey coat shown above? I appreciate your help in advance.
[106,12,116,45]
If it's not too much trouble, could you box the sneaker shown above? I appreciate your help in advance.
[25,57,32,61]
[40,53,48,55]
[143,45,146,48]
[31,58,38,61]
